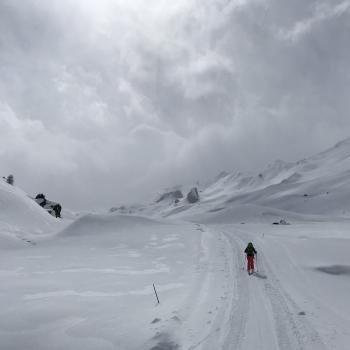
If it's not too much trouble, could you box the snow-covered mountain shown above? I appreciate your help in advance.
[1,139,350,349]
[112,137,350,222]
[199,138,350,216]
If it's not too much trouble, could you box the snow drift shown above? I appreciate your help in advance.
[0,180,63,248]
[58,213,163,238]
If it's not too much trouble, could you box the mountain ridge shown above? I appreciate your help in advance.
[110,137,350,221]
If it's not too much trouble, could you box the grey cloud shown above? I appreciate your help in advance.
[1,0,350,209]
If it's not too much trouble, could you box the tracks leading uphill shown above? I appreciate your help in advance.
[219,227,327,350]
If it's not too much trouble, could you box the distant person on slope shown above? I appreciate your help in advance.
[244,242,257,275]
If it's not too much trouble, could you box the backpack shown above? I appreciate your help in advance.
[244,243,256,256]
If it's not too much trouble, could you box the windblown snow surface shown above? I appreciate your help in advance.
[1,139,350,349]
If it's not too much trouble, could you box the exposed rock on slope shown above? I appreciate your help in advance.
[34,194,62,218]
[187,187,199,203]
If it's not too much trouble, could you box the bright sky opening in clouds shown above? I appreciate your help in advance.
[1,0,350,210]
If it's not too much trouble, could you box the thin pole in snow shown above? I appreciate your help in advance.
[153,283,160,304]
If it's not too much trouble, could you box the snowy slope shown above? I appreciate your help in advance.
[185,137,350,220]
[0,212,232,349]
[114,137,350,222]
[1,211,350,349]
[0,180,64,248]
[1,139,350,349]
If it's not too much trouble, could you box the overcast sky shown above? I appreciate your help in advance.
[1,0,350,210]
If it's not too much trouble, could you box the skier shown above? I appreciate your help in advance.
[244,242,257,275]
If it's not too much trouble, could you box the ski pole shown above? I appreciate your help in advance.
[255,253,258,273]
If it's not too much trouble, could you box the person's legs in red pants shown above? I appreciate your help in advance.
[247,255,254,274]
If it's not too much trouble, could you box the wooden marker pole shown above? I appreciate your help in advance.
[153,283,160,304]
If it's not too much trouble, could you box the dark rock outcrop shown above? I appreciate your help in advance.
[187,187,199,203]
[3,175,14,185]
[273,219,290,225]
[34,194,62,218]
[35,194,47,207]
[6,174,14,185]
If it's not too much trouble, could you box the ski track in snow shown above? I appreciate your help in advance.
[149,223,329,350]
[146,224,237,350]
[0,213,345,349]
[215,226,328,350]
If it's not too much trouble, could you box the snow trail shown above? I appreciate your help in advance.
[217,226,328,350]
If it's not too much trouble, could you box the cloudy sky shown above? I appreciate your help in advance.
[1,0,350,210]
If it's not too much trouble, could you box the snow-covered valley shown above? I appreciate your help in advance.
[1,139,350,349]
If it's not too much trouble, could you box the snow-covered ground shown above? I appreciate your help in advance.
[1,211,350,349]
[1,139,350,349]
[212,221,350,350]
[0,214,203,349]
